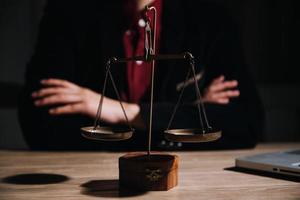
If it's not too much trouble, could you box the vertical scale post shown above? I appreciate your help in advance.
[145,6,157,156]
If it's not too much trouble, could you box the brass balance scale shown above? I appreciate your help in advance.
[81,5,221,191]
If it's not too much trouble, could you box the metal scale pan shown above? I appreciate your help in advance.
[81,126,134,141]
[164,128,222,143]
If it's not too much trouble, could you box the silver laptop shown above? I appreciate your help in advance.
[235,149,300,177]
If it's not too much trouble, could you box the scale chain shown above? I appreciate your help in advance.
[107,70,133,130]
[93,61,133,131]
[93,65,109,130]
[190,60,211,132]
[166,68,192,130]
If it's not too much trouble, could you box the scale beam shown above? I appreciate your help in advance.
[108,52,194,64]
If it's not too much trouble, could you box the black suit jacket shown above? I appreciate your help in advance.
[19,0,264,150]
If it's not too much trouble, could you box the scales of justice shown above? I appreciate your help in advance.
[81,5,222,191]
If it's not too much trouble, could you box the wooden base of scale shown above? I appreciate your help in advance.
[119,152,178,191]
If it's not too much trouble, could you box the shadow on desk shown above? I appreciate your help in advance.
[225,167,300,183]
[81,180,147,198]
[1,173,70,184]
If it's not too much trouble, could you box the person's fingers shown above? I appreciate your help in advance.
[213,90,240,99]
[212,75,225,84]
[32,87,73,98]
[210,80,238,92]
[49,104,83,115]
[40,78,78,89]
[34,94,82,106]
[216,98,230,104]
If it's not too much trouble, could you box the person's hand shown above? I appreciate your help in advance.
[202,75,240,105]
[32,78,100,118]
[31,78,142,126]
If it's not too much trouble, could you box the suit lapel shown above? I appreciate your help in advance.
[160,0,185,55]
[156,0,186,100]
[98,1,127,99]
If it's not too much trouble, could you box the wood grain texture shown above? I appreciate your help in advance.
[0,143,299,200]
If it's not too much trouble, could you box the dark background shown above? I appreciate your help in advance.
[0,0,299,149]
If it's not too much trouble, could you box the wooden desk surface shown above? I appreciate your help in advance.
[0,143,299,200]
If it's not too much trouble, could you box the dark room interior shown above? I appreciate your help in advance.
[1,0,299,149]
[0,1,299,199]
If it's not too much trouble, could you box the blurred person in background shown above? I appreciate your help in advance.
[18,0,264,150]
